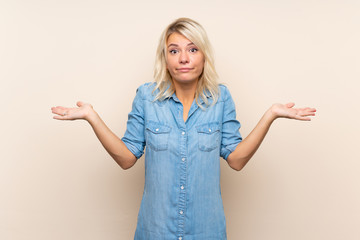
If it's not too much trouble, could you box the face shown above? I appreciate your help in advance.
[166,32,205,85]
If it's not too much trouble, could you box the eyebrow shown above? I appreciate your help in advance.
[167,42,196,48]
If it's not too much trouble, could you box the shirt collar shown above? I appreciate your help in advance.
[169,92,209,105]
[169,92,181,103]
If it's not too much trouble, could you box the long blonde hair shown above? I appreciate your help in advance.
[153,18,219,107]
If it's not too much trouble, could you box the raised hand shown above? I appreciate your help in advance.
[51,101,94,121]
[270,102,316,121]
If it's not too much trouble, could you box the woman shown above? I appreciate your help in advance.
[51,18,316,240]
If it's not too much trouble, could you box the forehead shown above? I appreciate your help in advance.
[167,32,193,46]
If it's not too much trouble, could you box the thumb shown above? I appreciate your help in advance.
[77,101,84,107]
[286,102,295,108]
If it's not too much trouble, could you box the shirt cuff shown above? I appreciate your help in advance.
[121,137,144,159]
[220,142,239,160]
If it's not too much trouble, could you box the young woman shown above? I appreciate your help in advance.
[51,18,316,240]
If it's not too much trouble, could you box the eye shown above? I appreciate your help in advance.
[169,49,178,54]
[189,48,198,53]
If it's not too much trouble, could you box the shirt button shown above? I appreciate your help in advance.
[179,237,182,240]
[209,128,212,132]
[181,158,185,162]
[155,128,159,132]
[181,185,184,190]
[181,131,185,135]
[180,210,183,215]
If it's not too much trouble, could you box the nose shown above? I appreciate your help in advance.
[179,51,189,64]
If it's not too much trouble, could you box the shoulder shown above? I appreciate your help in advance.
[217,84,232,103]
[135,82,157,101]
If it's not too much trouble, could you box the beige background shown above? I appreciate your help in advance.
[1,0,359,239]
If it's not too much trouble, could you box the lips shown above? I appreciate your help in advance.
[176,68,193,73]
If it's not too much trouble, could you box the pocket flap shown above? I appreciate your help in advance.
[146,121,171,134]
[196,122,220,134]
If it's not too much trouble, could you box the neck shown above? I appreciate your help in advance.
[173,80,197,105]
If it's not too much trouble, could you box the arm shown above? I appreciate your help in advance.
[227,103,316,171]
[51,101,137,170]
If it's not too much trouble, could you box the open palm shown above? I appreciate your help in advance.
[271,103,316,121]
[51,101,93,121]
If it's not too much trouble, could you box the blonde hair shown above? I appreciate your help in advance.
[153,18,219,107]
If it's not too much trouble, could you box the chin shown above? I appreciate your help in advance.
[174,78,198,84]
[173,74,200,83]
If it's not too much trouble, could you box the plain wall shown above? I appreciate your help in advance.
[1,0,359,239]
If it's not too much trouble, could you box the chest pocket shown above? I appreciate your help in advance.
[196,122,221,152]
[145,121,171,151]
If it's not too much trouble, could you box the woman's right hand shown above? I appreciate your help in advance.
[51,101,94,121]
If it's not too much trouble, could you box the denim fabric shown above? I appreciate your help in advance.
[122,82,242,240]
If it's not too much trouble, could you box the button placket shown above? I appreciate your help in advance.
[177,128,187,238]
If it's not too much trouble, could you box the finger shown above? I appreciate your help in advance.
[298,112,315,118]
[51,106,68,114]
[297,108,316,114]
[296,111,316,119]
[51,107,69,116]
[54,106,67,110]
[53,115,69,120]
[303,110,316,116]
[300,107,317,112]
[295,116,311,121]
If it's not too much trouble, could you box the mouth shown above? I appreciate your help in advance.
[176,68,193,73]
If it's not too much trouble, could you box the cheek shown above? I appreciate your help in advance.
[198,60,205,72]
[193,55,204,67]
[166,61,173,71]
[166,58,174,69]
[166,63,173,71]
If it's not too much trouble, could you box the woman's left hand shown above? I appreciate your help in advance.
[270,103,316,121]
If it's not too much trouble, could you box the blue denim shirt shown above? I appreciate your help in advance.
[122,83,242,240]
